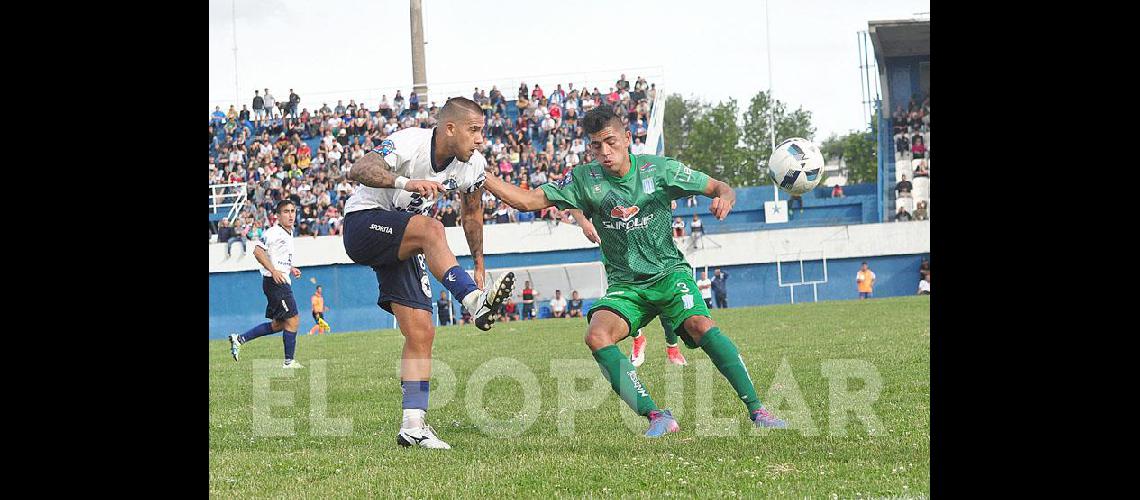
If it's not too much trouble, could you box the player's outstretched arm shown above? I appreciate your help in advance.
[482,170,553,212]
[703,178,737,221]
[461,188,487,289]
[567,209,599,244]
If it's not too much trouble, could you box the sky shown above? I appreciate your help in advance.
[208,0,929,141]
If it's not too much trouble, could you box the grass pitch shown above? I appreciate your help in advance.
[210,296,929,497]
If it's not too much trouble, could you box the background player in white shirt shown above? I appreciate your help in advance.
[228,200,305,368]
[341,97,515,450]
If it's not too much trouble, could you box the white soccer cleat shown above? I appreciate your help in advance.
[228,333,242,361]
[282,360,304,369]
[630,330,646,367]
[466,272,516,331]
[396,424,452,449]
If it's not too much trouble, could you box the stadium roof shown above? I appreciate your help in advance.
[868,19,930,64]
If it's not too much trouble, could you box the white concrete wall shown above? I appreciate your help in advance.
[210,220,930,273]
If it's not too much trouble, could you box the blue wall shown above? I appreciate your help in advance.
[210,250,928,339]
[664,184,878,234]
[885,55,929,112]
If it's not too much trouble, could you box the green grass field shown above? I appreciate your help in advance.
[210,296,929,497]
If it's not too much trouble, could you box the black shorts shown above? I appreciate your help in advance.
[312,311,324,323]
[263,277,299,320]
[343,208,432,314]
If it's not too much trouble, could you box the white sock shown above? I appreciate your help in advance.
[461,289,483,311]
[402,409,426,429]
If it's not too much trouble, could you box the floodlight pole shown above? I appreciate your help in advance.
[766,0,778,203]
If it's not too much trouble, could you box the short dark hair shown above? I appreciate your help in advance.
[275,199,296,213]
[316,285,322,290]
[581,106,624,135]
[438,97,483,124]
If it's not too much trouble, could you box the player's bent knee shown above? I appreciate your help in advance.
[584,326,615,351]
[683,316,715,343]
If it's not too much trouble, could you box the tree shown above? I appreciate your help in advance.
[661,90,820,187]
[819,113,878,185]
[742,90,817,186]
[662,94,706,160]
[683,99,748,185]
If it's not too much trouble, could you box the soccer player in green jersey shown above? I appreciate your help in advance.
[568,207,687,367]
[481,106,786,436]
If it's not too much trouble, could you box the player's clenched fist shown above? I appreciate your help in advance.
[404,179,445,198]
[709,196,735,221]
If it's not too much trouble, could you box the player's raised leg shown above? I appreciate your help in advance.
[390,303,451,449]
[585,306,678,437]
[396,214,514,330]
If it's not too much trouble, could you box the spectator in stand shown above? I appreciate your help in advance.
[436,204,459,227]
[711,268,729,309]
[211,106,226,125]
[696,271,714,308]
[914,200,929,221]
[832,184,845,198]
[917,271,931,295]
[616,74,630,92]
[393,90,405,116]
[288,89,301,119]
[789,193,804,214]
[896,174,913,199]
[252,90,265,123]
[913,160,929,177]
[264,89,277,119]
[219,218,244,258]
[378,94,392,118]
[494,203,513,224]
[856,262,876,299]
[531,84,544,102]
[567,291,584,318]
[895,204,913,221]
[549,290,567,319]
[672,217,685,238]
[919,257,930,279]
[911,135,926,159]
[239,105,251,123]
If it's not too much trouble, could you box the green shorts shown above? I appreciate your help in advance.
[587,270,711,349]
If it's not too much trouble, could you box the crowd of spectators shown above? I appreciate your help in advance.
[209,74,659,243]
[890,93,930,222]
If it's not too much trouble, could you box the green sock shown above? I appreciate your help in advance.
[592,345,658,416]
[699,327,763,413]
[661,317,680,346]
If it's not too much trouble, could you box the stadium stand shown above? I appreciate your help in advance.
[209,75,659,242]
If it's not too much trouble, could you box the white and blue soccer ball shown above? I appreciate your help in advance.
[767,137,824,196]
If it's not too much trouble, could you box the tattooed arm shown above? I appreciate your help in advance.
[348,151,444,197]
[461,188,486,289]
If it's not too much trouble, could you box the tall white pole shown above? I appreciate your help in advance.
[767,0,778,202]
[232,0,240,106]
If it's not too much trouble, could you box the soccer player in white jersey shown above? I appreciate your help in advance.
[342,97,515,450]
[228,200,305,368]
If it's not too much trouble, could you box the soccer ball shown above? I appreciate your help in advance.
[767,138,824,196]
